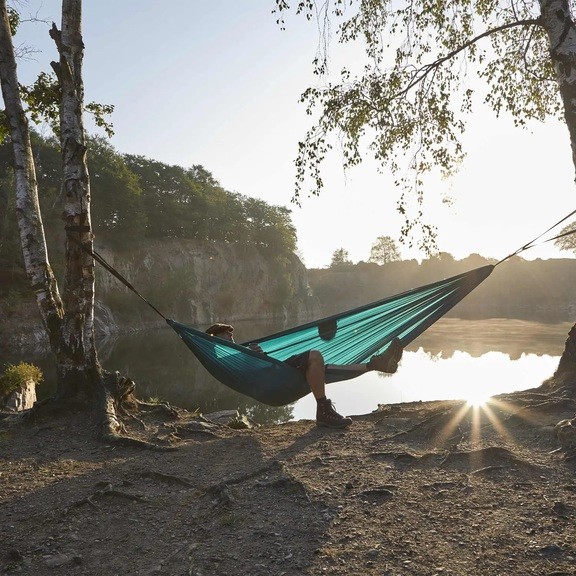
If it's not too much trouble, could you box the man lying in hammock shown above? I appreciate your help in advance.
[205,323,404,429]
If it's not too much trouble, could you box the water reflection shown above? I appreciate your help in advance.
[3,318,571,425]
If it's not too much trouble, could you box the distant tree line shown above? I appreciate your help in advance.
[330,235,403,266]
[0,132,297,284]
[311,252,576,323]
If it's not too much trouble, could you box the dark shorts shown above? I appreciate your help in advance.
[285,351,311,374]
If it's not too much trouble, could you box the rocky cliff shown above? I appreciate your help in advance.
[0,239,320,355]
[95,238,319,327]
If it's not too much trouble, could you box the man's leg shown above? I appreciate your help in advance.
[306,350,352,429]
[305,349,327,399]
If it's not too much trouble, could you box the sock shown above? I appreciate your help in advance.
[316,395,327,403]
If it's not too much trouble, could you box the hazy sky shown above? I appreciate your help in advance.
[12,0,576,267]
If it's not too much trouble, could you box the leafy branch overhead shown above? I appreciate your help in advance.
[275,0,562,252]
[18,71,114,139]
[0,13,114,141]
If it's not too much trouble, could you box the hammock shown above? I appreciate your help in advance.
[168,265,493,405]
[85,209,576,406]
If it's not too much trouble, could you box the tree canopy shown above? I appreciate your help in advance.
[274,1,563,252]
[330,247,352,267]
[369,235,401,265]
[0,132,299,271]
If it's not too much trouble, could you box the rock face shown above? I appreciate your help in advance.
[2,380,36,411]
[1,239,320,354]
[95,239,319,328]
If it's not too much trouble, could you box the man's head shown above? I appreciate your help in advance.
[205,323,234,341]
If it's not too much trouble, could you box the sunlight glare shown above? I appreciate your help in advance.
[466,391,492,408]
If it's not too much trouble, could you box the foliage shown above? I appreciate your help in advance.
[88,136,147,241]
[0,133,299,275]
[18,70,114,139]
[121,154,297,253]
[369,235,401,265]
[0,169,19,269]
[123,154,209,240]
[0,362,43,397]
[554,221,576,255]
[0,6,114,141]
[243,197,297,253]
[274,1,560,253]
[330,247,352,267]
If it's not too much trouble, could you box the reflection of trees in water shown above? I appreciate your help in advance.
[412,319,571,360]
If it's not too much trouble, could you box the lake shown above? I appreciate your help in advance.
[19,317,571,425]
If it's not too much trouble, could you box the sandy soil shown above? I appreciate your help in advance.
[2,386,576,576]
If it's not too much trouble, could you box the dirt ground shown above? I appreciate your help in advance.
[2,385,576,576]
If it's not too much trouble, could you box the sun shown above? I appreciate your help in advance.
[466,390,492,408]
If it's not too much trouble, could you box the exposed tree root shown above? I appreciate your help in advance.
[386,405,466,447]
[139,470,195,487]
[99,374,176,451]
[206,460,283,493]
[70,482,146,510]
[2,369,216,451]
[134,399,180,419]
[503,399,576,430]
[169,420,223,439]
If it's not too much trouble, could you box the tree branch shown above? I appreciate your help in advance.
[398,18,541,99]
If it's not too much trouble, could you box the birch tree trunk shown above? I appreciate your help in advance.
[49,0,103,397]
[541,0,576,382]
[0,0,102,403]
[0,1,65,352]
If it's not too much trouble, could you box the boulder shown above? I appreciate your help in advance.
[2,379,36,411]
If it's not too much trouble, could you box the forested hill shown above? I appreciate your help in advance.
[309,255,576,323]
[0,132,298,275]
[0,133,318,353]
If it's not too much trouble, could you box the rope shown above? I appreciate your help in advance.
[67,233,168,321]
[495,208,576,266]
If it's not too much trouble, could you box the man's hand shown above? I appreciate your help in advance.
[247,342,264,353]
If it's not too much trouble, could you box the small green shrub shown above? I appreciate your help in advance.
[0,362,43,397]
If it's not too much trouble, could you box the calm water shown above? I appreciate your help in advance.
[15,317,571,425]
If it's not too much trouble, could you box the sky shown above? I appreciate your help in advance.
[10,0,576,268]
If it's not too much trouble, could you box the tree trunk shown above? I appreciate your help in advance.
[0,3,65,354]
[0,0,101,403]
[541,0,576,383]
[49,0,103,398]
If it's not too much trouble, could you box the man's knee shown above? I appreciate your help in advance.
[308,349,325,369]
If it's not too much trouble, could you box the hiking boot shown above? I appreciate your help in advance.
[316,398,352,429]
[368,337,404,373]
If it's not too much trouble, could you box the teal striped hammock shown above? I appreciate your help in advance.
[168,265,493,406]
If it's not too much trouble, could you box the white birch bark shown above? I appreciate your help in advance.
[0,0,101,397]
[0,0,65,336]
[49,0,100,385]
[540,0,576,181]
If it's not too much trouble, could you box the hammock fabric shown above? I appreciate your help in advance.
[168,265,494,406]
